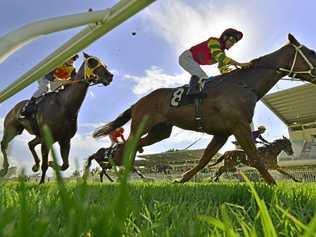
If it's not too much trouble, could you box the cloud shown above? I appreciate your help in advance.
[125,0,273,96]
[124,66,188,95]
[143,0,266,60]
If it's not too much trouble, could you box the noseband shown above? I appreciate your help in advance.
[278,43,316,83]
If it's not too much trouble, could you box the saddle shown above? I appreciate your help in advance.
[169,77,219,130]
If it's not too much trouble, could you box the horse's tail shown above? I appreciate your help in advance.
[208,154,226,167]
[93,107,132,138]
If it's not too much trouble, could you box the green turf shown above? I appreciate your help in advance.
[0,180,315,237]
[1,124,315,236]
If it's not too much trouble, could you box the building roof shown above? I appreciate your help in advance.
[262,84,316,126]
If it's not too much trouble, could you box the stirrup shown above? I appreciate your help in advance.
[194,98,203,130]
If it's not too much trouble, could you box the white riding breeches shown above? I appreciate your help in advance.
[179,50,208,80]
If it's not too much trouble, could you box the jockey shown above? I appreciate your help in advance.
[19,54,79,118]
[179,28,252,97]
[252,125,270,145]
[232,125,270,147]
[107,127,126,157]
[109,127,126,148]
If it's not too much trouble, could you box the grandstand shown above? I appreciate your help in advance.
[262,83,316,160]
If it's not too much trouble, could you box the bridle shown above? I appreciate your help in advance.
[83,56,108,86]
[278,43,316,83]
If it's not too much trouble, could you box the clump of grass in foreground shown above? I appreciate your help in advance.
[0,122,316,236]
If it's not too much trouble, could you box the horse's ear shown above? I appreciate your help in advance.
[83,52,90,59]
[288,34,300,46]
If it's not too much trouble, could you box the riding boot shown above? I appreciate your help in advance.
[19,97,37,118]
[187,75,201,97]
[187,76,207,98]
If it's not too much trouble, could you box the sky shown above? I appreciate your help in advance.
[0,0,315,176]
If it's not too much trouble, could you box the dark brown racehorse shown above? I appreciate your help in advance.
[209,136,300,182]
[93,34,316,185]
[1,53,113,183]
[85,144,145,182]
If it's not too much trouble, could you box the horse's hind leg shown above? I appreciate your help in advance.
[59,140,70,171]
[1,125,23,176]
[138,123,172,152]
[28,137,41,172]
[233,123,276,185]
[0,139,10,176]
[276,166,301,182]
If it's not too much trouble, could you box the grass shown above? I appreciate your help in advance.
[0,124,316,236]
[0,180,315,236]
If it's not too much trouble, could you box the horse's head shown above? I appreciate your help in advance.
[279,34,316,84]
[82,52,113,86]
[277,136,294,156]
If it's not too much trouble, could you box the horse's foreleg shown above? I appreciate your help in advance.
[39,144,49,184]
[133,167,145,179]
[276,166,301,182]
[178,135,228,183]
[102,170,114,182]
[212,166,226,182]
[234,123,276,185]
[28,137,41,172]
[59,140,70,171]
[99,171,103,182]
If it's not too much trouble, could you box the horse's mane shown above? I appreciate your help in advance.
[205,42,290,84]
[258,138,288,152]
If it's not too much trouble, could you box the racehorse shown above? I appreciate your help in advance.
[209,136,300,182]
[1,53,113,183]
[93,34,316,185]
[85,144,145,182]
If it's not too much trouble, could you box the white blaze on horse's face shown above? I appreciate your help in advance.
[83,55,113,85]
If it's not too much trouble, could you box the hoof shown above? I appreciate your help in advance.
[48,161,59,170]
[60,164,69,171]
[138,147,144,153]
[32,164,40,172]
[173,178,184,183]
[48,161,55,167]
[0,168,8,177]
